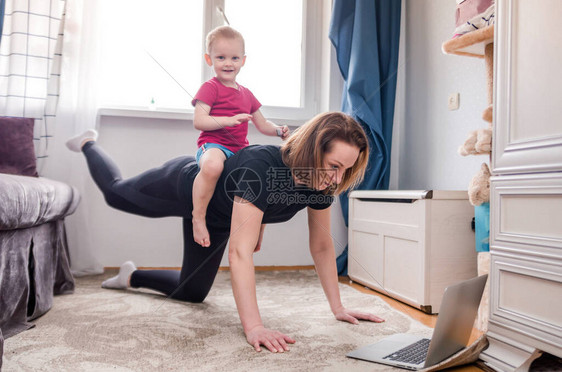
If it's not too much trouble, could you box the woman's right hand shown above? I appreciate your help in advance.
[246,325,295,353]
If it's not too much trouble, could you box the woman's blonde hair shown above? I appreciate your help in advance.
[206,25,245,54]
[281,112,369,195]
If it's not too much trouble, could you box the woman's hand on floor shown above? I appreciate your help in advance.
[246,325,295,353]
[334,307,385,325]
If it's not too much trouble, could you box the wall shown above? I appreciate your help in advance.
[89,115,348,268]
[65,0,489,268]
[82,2,349,269]
[399,0,488,190]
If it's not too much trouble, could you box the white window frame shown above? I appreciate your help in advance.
[98,0,327,125]
[204,0,323,122]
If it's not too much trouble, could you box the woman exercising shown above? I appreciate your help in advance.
[66,111,384,353]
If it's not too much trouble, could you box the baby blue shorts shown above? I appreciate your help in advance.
[196,143,235,166]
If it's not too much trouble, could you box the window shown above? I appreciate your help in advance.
[222,0,303,108]
[100,0,205,110]
[99,0,323,121]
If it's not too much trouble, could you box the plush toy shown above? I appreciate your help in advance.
[482,104,493,123]
[458,130,478,156]
[476,252,491,331]
[458,127,492,156]
[468,162,491,206]
[475,126,492,153]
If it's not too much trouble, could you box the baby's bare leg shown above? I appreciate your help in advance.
[192,148,227,247]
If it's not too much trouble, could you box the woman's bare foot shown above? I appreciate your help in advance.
[193,216,211,247]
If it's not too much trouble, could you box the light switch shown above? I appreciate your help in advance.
[448,93,460,110]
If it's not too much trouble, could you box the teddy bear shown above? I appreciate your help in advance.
[476,251,491,331]
[468,162,491,206]
[458,126,492,156]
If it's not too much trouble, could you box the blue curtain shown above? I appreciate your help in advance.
[329,0,402,275]
[0,0,5,45]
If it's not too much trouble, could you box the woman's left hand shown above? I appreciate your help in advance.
[334,307,385,325]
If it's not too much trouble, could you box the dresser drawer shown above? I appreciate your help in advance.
[489,253,562,352]
[491,174,562,254]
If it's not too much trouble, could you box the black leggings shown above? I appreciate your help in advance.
[83,142,230,302]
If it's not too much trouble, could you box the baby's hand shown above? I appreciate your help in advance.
[230,114,253,126]
[276,125,290,140]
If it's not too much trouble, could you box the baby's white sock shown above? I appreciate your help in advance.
[66,129,98,152]
[101,261,137,289]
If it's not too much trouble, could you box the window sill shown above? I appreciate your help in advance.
[98,106,194,121]
[98,106,305,127]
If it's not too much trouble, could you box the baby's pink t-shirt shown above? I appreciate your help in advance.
[192,77,261,153]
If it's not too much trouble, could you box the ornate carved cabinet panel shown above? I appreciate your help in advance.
[480,0,562,370]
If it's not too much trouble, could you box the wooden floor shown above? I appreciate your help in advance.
[339,276,486,372]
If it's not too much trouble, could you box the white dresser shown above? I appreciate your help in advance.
[347,190,477,314]
[479,1,562,370]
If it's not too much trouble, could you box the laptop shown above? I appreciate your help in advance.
[346,274,488,370]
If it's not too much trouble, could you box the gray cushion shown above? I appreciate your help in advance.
[0,174,80,230]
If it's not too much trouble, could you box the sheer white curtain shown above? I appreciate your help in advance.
[0,0,65,171]
[42,0,103,275]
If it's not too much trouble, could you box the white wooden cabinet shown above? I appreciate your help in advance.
[479,1,562,370]
[347,190,477,314]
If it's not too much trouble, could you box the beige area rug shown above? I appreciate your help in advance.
[3,270,433,371]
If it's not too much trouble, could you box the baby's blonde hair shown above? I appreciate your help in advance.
[206,25,245,54]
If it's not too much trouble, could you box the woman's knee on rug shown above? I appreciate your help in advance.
[171,284,212,303]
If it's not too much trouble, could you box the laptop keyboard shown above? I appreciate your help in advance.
[383,338,430,365]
